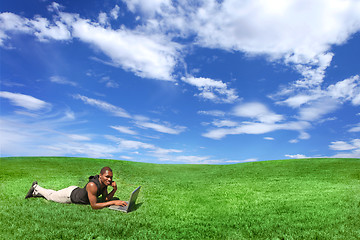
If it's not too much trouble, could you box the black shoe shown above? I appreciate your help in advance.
[25,181,38,199]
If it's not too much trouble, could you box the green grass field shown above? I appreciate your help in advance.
[1,157,359,239]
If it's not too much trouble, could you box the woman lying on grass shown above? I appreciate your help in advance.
[25,166,128,209]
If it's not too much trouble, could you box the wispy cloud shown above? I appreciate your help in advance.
[99,76,119,88]
[117,138,155,150]
[50,76,77,86]
[0,91,51,111]
[264,137,275,141]
[212,120,238,128]
[0,114,116,159]
[74,94,186,135]
[73,94,131,118]
[198,110,226,117]
[240,158,258,163]
[0,111,186,161]
[135,121,186,135]
[111,125,138,135]
[105,135,222,164]
[297,97,339,121]
[156,154,223,164]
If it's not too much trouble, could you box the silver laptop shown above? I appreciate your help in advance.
[108,186,141,213]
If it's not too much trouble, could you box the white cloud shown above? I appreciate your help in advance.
[47,2,63,12]
[232,102,283,124]
[276,75,360,109]
[329,140,357,151]
[111,125,138,135]
[0,101,202,163]
[327,75,360,105]
[0,12,71,45]
[2,1,360,93]
[198,110,226,117]
[329,139,360,158]
[73,94,131,118]
[200,102,313,140]
[0,91,51,111]
[0,10,181,81]
[135,121,186,134]
[123,0,172,17]
[264,137,275,141]
[331,150,360,158]
[127,0,360,88]
[241,158,258,163]
[273,75,360,127]
[43,142,119,159]
[297,97,339,121]
[98,12,108,26]
[182,76,238,103]
[298,131,310,140]
[67,134,91,141]
[203,120,310,140]
[0,12,32,46]
[31,16,71,41]
[348,123,360,133]
[106,135,218,164]
[64,110,76,120]
[212,120,238,128]
[0,114,118,159]
[120,155,133,160]
[285,154,307,159]
[69,15,181,81]
[74,94,186,135]
[277,92,323,108]
[99,76,119,88]
[50,75,77,86]
[105,135,187,161]
[110,5,120,20]
[118,139,155,150]
[157,154,222,164]
[150,148,183,155]
[182,76,227,89]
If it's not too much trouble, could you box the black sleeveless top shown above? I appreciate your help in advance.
[70,175,106,204]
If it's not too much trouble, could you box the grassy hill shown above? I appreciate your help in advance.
[1,157,359,239]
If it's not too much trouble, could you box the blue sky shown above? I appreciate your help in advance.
[1,0,360,164]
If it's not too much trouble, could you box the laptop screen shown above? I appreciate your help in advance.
[127,186,141,211]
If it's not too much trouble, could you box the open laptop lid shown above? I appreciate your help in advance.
[126,186,141,212]
[108,186,141,212]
